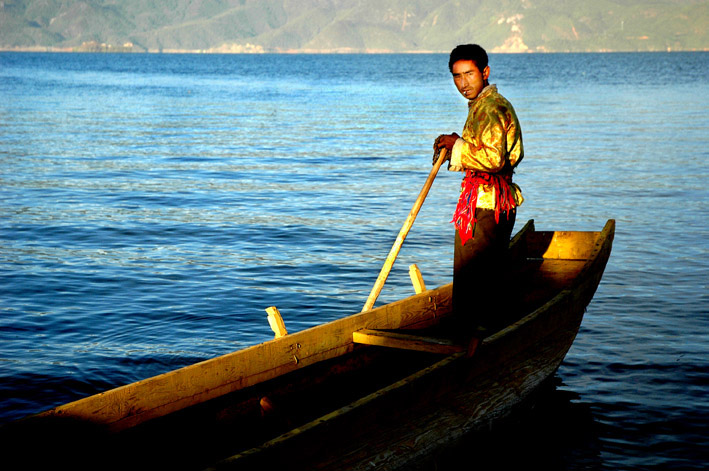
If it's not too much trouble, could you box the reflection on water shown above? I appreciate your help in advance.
[419,379,604,470]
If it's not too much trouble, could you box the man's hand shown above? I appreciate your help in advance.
[434,133,459,151]
[432,134,458,165]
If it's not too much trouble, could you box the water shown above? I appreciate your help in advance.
[1,52,707,469]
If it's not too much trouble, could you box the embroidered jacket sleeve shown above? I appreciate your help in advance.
[448,85,524,209]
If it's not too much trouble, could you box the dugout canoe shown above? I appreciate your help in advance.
[3,219,615,471]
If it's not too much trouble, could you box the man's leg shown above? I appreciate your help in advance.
[452,208,516,333]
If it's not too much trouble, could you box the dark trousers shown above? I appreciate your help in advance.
[452,208,516,334]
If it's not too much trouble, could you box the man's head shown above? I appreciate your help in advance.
[449,44,490,100]
[448,44,488,73]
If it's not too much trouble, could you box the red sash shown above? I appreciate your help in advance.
[452,170,517,245]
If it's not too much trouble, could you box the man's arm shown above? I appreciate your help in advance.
[436,98,521,172]
[449,106,510,172]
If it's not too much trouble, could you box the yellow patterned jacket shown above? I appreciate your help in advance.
[448,84,524,210]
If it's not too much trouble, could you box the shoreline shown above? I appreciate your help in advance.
[1,47,708,54]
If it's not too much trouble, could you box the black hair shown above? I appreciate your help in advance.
[448,44,489,73]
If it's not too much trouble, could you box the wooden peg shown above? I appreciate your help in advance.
[265,306,288,338]
[409,264,426,294]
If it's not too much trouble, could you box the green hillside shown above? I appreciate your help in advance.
[1,0,707,52]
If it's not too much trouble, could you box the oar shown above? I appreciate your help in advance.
[362,148,448,311]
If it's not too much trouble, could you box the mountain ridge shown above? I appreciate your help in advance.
[1,0,707,53]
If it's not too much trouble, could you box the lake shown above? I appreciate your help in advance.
[1,51,707,469]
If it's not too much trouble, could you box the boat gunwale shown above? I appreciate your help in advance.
[18,219,614,436]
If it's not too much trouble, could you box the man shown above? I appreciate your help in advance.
[434,44,524,345]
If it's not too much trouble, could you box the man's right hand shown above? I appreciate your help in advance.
[434,133,459,151]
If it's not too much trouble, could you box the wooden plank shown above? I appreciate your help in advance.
[353,329,464,354]
[408,264,426,294]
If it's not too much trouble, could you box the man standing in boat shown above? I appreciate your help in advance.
[434,44,524,345]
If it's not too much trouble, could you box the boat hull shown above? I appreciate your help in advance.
[2,220,615,471]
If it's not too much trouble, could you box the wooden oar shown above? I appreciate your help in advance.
[362,148,448,311]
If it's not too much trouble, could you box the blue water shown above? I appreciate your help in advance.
[1,51,707,469]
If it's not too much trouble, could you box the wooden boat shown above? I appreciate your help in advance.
[3,219,614,471]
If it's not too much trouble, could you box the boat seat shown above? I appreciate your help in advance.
[352,329,465,354]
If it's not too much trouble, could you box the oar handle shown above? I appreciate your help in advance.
[362,148,448,311]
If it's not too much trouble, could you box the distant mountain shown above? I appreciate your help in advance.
[1,0,707,53]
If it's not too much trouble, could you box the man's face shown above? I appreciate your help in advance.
[452,60,490,100]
